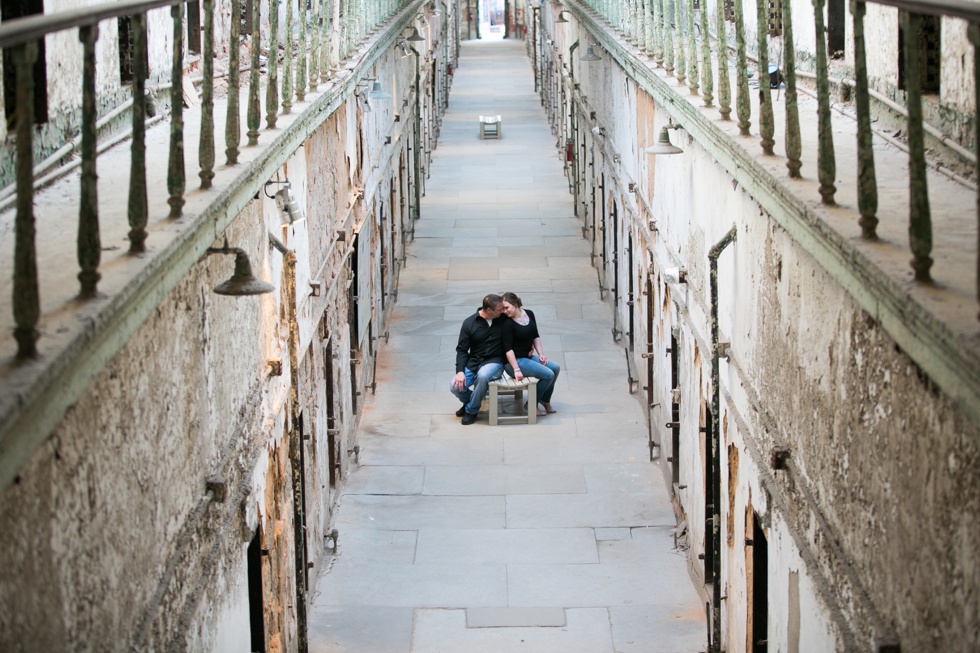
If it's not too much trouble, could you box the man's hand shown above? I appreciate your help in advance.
[452,371,467,392]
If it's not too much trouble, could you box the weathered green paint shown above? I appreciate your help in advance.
[757,0,774,154]
[78,26,101,299]
[782,0,802,177]
[297,0,308,102]
[902,11,933,282]
[813,0,836,204]
[226,0,242,163]
[13,43,39,359]
[851,1,876,236]
[200,0,216,187]
[267,0,280,128]
[664,0,674,75]
[687,0,699,94]
[168,3,186,217]
[733,0,750,134]
[284,0,294,113]
[700,0,713,106]
[675,0,686,84]
[564,0,980,427]
[716,0,731,119]
[248,0,261,145]
[128,14,149,253]
[0,0,430,492]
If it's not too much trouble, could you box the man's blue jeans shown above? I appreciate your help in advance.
[450,362,504,415]
[507,355,561,403]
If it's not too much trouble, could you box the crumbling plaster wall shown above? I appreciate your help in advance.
[0,204,278,651]
[646,127,980,650]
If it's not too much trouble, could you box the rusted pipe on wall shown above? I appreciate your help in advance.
[707,224,737,652]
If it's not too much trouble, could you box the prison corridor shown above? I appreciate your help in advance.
[306,38,706,653]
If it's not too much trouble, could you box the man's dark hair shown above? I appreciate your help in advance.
[482,294,503,310]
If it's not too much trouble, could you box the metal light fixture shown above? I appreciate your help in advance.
[265,180,306,225]
[207,242,274,296]
[556,10,569,22]
[646,123,684,155]
[405,26,425,41]
[591,125,604,137]
[369,81,392,100]
[580,44,601,61]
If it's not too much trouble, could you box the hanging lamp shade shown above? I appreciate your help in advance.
[556,11,569,22]
[370,81,392,100]
[214,251,275,296]
[645,126,684,155]
[580,45,601,61]
[406,26,425,41]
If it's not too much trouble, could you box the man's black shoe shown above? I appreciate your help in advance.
[461,412,477,425]
[456,406,467,417]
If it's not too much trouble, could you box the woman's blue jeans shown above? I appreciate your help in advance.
[508,355,560,403]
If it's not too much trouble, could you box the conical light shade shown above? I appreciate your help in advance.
[580,45,601,61]
[214,252,275,296]
[369,81,392,100]
[645,127,683,155]
[406,26,425,41]
[556,11,569,22]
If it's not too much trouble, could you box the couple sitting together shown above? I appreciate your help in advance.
[450,292,561,425]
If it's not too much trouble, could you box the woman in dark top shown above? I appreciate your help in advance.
[500,292,561,415]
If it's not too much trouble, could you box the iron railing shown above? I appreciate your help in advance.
[0,0,411,360]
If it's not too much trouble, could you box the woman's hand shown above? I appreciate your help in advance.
[513,368,524,379]
[539,355,548,365]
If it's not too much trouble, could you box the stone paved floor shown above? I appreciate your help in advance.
[307,38,707,653]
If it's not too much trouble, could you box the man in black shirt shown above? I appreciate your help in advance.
[451,294,505,425]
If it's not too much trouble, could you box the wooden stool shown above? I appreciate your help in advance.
[488,377,537,425]
[479,115,502,139]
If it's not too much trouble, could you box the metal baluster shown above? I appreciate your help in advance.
[320,0,331,81]
[687,0,699,93]
[643,0,657,57]
[852,0,877,236]
[200,0,216,186]
[266,0,280,128]
[716,0,731,118]
[700,0,713,106]
[782,0,802,177]
[128,14,149,253]
[733,0,749,134]
[654,0,663,66]
[813,0,836,202]
[675,0,686,84]
[168,2,185,217]
[13,43,39,358]
[757,0,774,153]
[970,23,979,319]
[664,0,674,74]
[78,26,101,299]
[226,0,241,163]
[283,0,294,113]
[309,0,320,92]
[902,11,932,282]
[248,0,261,144]
[641,0,650,54]
[297,0,307,102]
